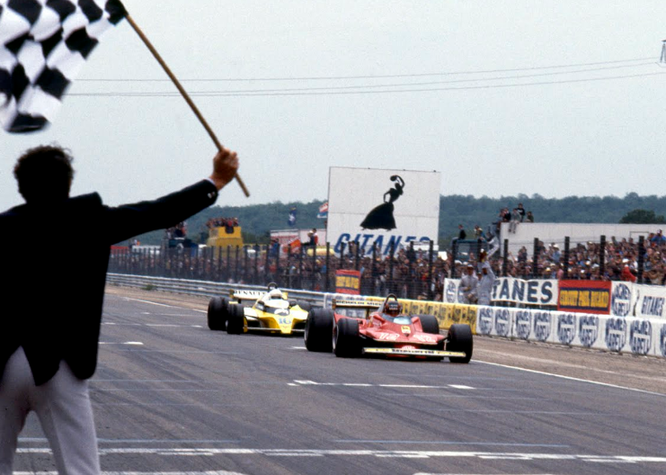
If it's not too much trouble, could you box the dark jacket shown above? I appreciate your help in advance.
[0,180,219,385]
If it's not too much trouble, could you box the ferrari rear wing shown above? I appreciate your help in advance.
[332,298,382,311]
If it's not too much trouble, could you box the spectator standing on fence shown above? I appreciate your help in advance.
[474,224,485,241]
[457,224,466,240]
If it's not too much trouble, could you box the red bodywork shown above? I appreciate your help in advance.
[331,299,445,357]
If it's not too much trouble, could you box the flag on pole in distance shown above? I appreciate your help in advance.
[0,0,127,133]
[317,201,328,219]
[288,207,297,226]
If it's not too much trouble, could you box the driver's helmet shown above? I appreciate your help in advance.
[268,289,283,299]
[384,299,402,316]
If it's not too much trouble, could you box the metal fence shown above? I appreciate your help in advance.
[109,241,448,301]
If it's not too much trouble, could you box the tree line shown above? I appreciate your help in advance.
[130,193,666,247]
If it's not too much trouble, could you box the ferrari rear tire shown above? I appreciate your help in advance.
[447,324,473,363]
[333,318,361,358]
[418,315,440,334]
[226,303,245,335]
[305,308,334,352]
[207,297,229,331]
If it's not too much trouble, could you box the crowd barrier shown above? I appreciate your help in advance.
[475,306,664,358]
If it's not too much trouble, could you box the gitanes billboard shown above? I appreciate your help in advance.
[327,167,440,255]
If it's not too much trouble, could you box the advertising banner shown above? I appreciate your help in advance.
[335,270,361,295]
[444,277,558,306]
[474,305,664,357]
[557,280,611,314]
[492,277,558,306]
[632,284,666,319]
[326,167,440,255]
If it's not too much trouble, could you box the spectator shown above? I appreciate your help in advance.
[474,224,485,241]
[477,260,495,305]
[651,229,666,245]
[516,202,526,222]
[459,263,479,304]
[509,207,521,233]
[457,224,466,240]
[526,211,534,222]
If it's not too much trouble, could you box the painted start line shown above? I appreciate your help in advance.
[15,448,666,463]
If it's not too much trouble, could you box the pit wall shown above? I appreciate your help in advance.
[322,294,665,359]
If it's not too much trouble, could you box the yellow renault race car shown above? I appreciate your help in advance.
[207,283,311,335]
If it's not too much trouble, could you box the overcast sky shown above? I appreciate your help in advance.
[2,0,666,210]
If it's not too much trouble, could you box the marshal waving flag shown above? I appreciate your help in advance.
[0,0,127,133]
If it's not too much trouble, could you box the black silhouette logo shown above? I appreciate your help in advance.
[360,175,404,230]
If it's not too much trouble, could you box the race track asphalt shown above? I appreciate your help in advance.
[12,285,666,475]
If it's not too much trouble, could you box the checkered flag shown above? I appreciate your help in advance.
[0,0,127,133]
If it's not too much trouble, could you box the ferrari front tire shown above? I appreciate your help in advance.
[226,304,245,335]
[333,318,361,358]
[447,324,473,363]
[305,308,334,352]
[207,297,229,331]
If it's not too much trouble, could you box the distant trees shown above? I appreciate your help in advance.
[619,209,666,224]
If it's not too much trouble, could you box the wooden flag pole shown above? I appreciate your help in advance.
[124,14,250,197]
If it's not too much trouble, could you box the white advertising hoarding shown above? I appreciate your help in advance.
[327,167,440,255]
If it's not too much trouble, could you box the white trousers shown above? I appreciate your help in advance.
[0,347,100,475]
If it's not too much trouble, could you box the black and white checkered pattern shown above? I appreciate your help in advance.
[0,0,126,133]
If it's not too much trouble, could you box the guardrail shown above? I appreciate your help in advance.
[106,273,326,306]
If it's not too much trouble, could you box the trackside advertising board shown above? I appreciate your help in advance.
[327,167,440,255]
[335,270,361,295]
[610,281,666,319]
[443,277,558,306]
[558,280,611,314]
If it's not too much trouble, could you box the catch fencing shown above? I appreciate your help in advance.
[109,241,444,301]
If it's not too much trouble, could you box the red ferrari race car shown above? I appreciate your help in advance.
[304,294,473,363]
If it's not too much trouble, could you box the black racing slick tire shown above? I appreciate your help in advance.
[447,323,473,363]
[297,301,312,312]
[207,297,229,331]
[304,308,334,352]
[418,315,440,335]
[333,318,361,358]
[226,303,245,335]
